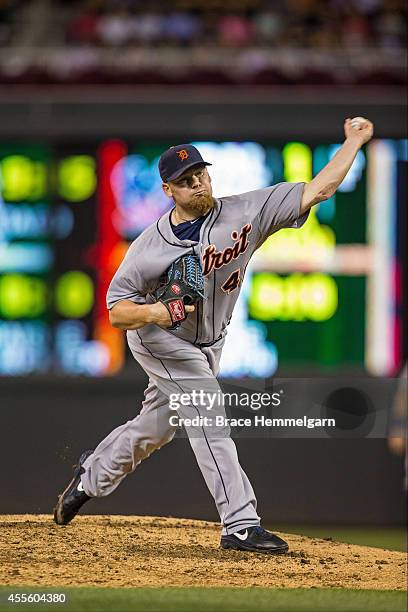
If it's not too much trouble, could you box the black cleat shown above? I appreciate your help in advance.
[220,526,289,554]
[54,450,93,525]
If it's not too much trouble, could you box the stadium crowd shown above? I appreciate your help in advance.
[0,0,406,85]
[63,0,406,50]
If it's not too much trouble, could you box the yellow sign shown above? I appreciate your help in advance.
[0,274,47,318]
[55,271,94,318]
[58,156,97,202]
[0,155,46,201]
[249,272,338,321]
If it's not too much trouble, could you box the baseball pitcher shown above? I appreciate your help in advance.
[54,118,374,553]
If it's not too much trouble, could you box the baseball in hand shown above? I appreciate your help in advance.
[351,116,366,129]
[345,116,374,144]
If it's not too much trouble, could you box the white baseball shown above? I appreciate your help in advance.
[351,116,366,129]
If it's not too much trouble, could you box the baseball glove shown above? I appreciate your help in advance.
[154,254,205,329]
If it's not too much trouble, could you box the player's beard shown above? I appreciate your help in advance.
[185,193,215,217]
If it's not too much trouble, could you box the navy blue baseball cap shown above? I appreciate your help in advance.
[158,144,211,182]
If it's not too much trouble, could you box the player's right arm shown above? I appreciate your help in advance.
[106,238,169,329]
[109,300,194,330]
[109,300,169,330]
[107,234,195,330]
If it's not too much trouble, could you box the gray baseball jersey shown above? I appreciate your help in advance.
[81,182,308,535]
[107,182,307,346]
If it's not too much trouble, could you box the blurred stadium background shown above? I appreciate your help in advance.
[0,0,406,548]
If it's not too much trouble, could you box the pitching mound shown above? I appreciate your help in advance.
[1,515,405,590]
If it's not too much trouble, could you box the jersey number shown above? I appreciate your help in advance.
[221,269,240,294]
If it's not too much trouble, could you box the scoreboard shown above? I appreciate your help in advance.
[0,139,405,377]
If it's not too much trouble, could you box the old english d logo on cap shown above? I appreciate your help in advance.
[177,149,189,161]
[158,144,212,182]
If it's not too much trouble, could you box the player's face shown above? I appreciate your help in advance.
[162,165,214,216]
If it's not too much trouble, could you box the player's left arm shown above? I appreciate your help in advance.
[300,117,374,214]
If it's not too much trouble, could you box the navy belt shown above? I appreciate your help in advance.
[196,334,222,348]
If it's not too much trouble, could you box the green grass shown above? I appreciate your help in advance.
[270,525,407,552]
[0,587,406,612]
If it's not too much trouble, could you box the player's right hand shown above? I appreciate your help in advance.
[149,302,195,328]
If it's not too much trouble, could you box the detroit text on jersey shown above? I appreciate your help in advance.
[202,223,252,277]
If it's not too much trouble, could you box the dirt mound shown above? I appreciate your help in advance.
[0,515,405,590]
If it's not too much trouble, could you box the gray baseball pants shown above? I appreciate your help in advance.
[81,324,260,535]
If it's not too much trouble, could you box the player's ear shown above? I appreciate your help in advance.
[162,182,172,197]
